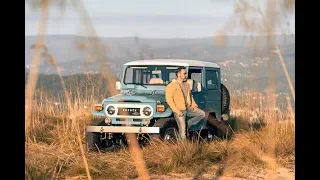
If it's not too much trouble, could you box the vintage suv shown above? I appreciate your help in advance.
[86,59,231,151]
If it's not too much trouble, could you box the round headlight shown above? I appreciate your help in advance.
[107,106,115,115]
[142,107,152,116]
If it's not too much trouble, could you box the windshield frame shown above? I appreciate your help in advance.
[123,65,186,86]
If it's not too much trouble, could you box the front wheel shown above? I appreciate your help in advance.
[86,132,122,152]
[163,126,179,141]
[157,118,179,141]
[86,132,103,152]
[86,119,118,152]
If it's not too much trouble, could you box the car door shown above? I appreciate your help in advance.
[188,66,206,110]
[204,67,221,114]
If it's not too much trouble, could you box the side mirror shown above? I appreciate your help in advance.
[197,82,202,92]
[116,81,121,90]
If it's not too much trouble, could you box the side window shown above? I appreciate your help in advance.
[191,73,202,83]
[189,68,202,84]
[206,70,218,90]
[169,72,176,81]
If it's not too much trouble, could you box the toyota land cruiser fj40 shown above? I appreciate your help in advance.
[86,59,231,151]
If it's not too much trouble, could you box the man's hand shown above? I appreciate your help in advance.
[191,105,198,112]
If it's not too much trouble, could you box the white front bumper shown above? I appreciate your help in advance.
[86,126,160,133]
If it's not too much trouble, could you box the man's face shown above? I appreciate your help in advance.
[179,69,187,81]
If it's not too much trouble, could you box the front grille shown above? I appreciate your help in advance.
[116,118,142,122]
[116,118,127,121]
[117,108,141,116]
[117,100,141,103]
[133,119,142,122]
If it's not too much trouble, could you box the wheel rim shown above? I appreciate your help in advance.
[164,127,178,140]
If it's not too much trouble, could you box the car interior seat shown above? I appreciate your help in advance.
[149,78,164,84]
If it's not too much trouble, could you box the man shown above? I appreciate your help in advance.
[165,67,206,140]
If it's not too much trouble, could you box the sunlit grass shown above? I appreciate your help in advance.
[25,81,294,179]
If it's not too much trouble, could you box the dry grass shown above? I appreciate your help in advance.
[25,84,295,179]
[25,0,294,179]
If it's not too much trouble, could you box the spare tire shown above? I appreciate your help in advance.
[221,83,230,115]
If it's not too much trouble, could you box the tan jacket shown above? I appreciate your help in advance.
[165,79,198,113]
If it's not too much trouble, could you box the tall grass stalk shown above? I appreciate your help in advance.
[25,0,49,137]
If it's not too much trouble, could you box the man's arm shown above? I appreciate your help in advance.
[165,83,180,113]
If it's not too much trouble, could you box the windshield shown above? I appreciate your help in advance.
[124,65,183,85]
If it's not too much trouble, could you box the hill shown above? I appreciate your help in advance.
[25,34,295,75]
[25,34,295,95]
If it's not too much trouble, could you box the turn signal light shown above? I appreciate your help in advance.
[93,104,103,111]
[156,104,165,112]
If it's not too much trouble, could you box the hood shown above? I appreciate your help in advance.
[105,90,166,103]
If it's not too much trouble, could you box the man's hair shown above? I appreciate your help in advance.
[175,67,186,77]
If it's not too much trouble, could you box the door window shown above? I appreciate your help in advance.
[206,70,218,90]
[188,68,202,84]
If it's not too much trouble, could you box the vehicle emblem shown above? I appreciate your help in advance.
[122,108,137,112]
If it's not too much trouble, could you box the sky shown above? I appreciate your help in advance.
[25,0,295,38]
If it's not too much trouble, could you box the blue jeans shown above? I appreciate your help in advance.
[173,107,206,140]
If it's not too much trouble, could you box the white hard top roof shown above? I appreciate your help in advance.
[124,59,220,68]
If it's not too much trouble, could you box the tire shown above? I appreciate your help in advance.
[86,131,103,152]
[221,83,230,115]
[155,118,179,141]
[163,127,179,141]
[86,119,118,152]
[86,119,106,152]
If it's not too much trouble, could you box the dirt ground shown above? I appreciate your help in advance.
[146,167,294,180]
[65,166,294,180]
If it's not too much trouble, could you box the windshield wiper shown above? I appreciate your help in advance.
[124,83,148,89]
[135,83,147,89]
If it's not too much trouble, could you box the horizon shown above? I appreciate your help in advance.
[25,33,296,39]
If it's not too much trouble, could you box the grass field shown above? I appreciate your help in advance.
[25,82,295,180]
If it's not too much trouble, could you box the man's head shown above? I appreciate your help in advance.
[176,67,187,81]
